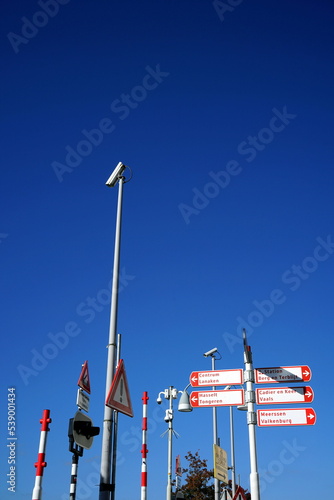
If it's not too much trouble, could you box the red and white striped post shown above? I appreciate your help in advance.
[140,392,149,500]
[32,409,52,500]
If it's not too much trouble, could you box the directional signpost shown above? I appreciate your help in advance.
[255,365,311,384]
[190,389,244,408]
[190,369,243,387]
[213,444,228,483]
[257,407,316,427]
[256,386,314,405]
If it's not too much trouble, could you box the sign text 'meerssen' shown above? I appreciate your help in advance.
[257,408,316,427]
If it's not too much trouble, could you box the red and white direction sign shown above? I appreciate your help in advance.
[190,369,243,387]
[255,365,311,384]
[190,389,244,408]
[257,408,316,427]
[256,386,314,405]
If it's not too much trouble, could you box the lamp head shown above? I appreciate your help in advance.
[178,390,193,412]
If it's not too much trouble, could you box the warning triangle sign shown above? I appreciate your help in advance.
[232,486,247,500]
[220,489,232,500]
[106,359,133,417]
[77,360,91,394]
[221,489,233,500]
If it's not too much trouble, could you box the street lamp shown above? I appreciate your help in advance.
[99,162,132,500]
[157,386,192,500]
[203,347,220,500]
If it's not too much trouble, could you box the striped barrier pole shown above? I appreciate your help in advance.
[32,409,52,500]
[140,392,149,500]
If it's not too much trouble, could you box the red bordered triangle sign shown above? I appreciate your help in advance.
[232,486,247,500]
[77,360,91,394]
[106,359,133,417]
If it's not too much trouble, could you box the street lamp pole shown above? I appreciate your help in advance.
[203,348,220,500]
[99,163,129,500]
[157,386,192,500]
[223,385,236,498]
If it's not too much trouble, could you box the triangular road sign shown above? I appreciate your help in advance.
[232,486,247,500]
[77,360,91,394]
[221,489,233,500]
[106,359,133,417]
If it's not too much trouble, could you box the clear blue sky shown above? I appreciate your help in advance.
[1,1,334,499]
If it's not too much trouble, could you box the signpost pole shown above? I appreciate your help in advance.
[69,452,79,500]
[211,355,220,500]
[68,419,84,500]
[243,329,260,500]
[229,405,236,497]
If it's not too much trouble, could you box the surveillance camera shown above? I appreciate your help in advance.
[157,396,162,404]
[105,162,127,187]
[164,409,173,422]
[203,347,218,357]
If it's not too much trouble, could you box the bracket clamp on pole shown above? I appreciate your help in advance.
[247,411,257,425]
[244,369,254,382]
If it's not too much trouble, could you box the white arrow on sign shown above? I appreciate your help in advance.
[190,389,244,408]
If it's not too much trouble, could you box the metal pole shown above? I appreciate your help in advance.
[110,334,122,500]
[229,406,236,497]
[69,453,79,500]
[211,356,219,500]
[68,421,83,500]
[167,388,173,500]
[99,177,124,500]
[243,329,260,500]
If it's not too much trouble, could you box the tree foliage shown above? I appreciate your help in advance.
[179,450,251,499]
[180,450,214,499]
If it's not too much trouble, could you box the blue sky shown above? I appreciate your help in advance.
[1,1,334,499]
